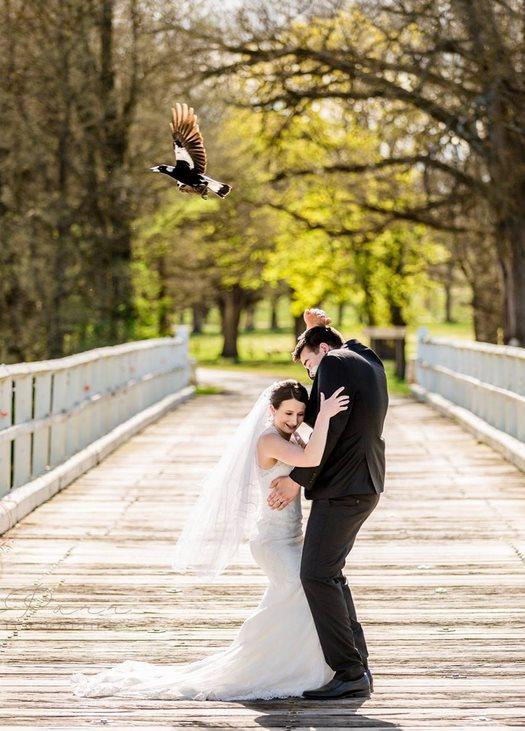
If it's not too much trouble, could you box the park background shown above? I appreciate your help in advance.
[1,2,525,725]
[1,0,522,394]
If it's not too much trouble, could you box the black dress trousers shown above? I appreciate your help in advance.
[300,491,380,680]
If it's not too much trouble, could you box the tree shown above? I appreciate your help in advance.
[0,0,188,360]
[134,107,279,359]
[259,105,446,330]
[180,0,525,342]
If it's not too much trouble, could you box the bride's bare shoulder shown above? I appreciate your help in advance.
[258,428,280,445]
[257,428,285,456]
[256,429,282,469]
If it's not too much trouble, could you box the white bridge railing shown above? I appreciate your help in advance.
[0,330,192,498]
[415,329,525,443]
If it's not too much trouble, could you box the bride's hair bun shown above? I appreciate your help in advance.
[270,379,309,409]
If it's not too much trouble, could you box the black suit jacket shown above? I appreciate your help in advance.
[290,339,388,499]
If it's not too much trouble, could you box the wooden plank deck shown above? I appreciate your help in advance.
[1,367,524,729]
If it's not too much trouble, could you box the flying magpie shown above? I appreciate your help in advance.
[150,103,232,199]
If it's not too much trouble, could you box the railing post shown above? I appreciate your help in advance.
[33,372,52,478]
[49,370,69,469]
[0,369,12,497]
[13,375,32,488]
[177,325,192,387]
[416,327,428,390]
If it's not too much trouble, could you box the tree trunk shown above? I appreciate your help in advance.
[98,0,137,343]
[499,217,525,345]
[387,300,406,327]
[471,289,502,343]
[362,287,376,327]
[157,254,170,336]
[337,302,345,327]
[444,260,455,324]
[356,252,376,326]
[455,230,504,344]
[219,287,244,359]
[244,301,255,332]
[47,15,72,358]
[47,236,67,357]
[270,294,280,330]
[293,314,304,340]
[192,305,208,334]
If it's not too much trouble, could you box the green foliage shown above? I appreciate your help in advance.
[368,224,447,325]
[132,108,279,345]
[259,107,447,327]
[132,195,213,336]
[0,0,482,363]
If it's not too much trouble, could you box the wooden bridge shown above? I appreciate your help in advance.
[1,363,525,728]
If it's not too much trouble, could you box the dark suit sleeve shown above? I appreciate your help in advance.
[290,355,355,489]
[302,382,318,429]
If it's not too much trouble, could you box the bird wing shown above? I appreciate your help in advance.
[170,102,207,174]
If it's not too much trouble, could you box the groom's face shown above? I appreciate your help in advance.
[299,344,330,379]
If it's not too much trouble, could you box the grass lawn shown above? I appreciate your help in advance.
[197,357,411,396]
[187,299,473,398]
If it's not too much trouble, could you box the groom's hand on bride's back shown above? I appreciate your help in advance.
[267,476,300,510]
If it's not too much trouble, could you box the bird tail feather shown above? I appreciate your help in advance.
[203,175,232,198]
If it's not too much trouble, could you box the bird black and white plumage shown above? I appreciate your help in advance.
[150,103,232,199]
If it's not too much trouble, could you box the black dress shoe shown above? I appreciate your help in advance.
[364,665,374,692]
[302,672,370,700]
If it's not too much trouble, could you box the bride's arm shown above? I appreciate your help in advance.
[258,387,349,468]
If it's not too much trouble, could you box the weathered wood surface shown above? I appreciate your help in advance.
[1,367,524,729]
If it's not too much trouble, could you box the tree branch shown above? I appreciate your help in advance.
[195,38,486,155]
[271,155,488,196]
[355,194,483,233]
[265,201,388,240]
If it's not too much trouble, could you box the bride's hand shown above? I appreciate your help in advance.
[293,432,307,449]
[319,386,349,418]
[303,308,332,329]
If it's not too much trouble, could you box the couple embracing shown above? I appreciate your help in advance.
[71,308,389,701]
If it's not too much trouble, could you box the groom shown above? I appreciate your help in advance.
[268,309,388,700]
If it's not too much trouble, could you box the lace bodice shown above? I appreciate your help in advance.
[253,427,303,540]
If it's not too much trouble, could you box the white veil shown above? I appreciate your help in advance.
[171,384,275,581]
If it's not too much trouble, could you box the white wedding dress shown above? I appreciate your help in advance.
[70,429,334,700]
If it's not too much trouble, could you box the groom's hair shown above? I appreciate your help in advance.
[292,326,344,362]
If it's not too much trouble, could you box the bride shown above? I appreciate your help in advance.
[70,378,349,700]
